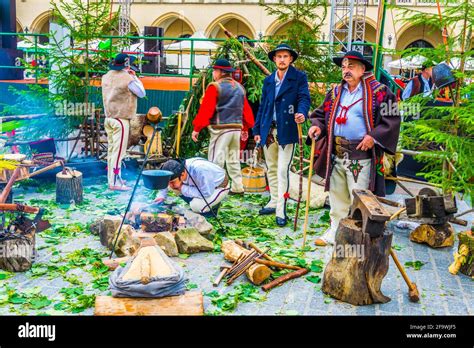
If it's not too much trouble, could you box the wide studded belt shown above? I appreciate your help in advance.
[333,136,371,160]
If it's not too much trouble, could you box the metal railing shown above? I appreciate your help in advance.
[0,32,401,94]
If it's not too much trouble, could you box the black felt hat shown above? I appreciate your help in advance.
[332,50,373,71]
[268,43,298,62]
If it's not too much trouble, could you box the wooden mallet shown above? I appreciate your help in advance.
[387,208,420,302]
[390,249,420,302]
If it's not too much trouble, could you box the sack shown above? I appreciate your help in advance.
[109,245,187,298]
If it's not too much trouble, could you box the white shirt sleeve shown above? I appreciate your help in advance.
[128,76,146,98]
[401,80,413,100]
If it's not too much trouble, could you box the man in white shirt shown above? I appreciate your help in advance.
[155,158,230,217]
[401,65,433,100]
[102,53,146,191]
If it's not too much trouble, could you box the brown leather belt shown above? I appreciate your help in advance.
[217,174,229,189]
[333,136,371,160]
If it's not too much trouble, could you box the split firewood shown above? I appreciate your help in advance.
[221,240,271,285]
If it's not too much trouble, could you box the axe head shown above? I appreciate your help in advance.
[14,208,51,233]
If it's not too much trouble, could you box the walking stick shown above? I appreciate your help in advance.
[302,137,316,249]
[293,123,304,231]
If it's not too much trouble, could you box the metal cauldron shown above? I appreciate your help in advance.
[142,170,173,190]
[432,63,457,89]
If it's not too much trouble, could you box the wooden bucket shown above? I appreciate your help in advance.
[242,166,267,193]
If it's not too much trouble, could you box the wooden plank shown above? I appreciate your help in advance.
[95,291,204,316]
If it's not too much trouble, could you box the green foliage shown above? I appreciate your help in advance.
[205,283,266,313]
[404,260,426,270]
[392,0,474,203]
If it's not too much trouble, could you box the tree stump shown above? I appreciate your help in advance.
[56,170,83,204]
[0,230,35,272]
[409,223,454,248]
[221,240,272,285]
[449,231,474,277]
[322,218,392,306]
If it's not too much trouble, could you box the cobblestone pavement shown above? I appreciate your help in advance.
[0,175,472,316]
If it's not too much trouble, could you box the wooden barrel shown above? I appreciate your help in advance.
[242,166,267,193]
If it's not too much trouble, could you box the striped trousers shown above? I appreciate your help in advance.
[104,117,130,186]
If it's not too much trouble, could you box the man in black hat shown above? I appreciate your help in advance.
[307,51,400,246]
[102,53,145,191]
[401,63,434,100]
[155,158,229,217]
[192,58,254,195]
[253,43,311,226]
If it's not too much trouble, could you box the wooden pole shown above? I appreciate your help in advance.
[176,110,182,157]
[293,123,304,231]
[302,137,316,249]
[218,23,271,76]
[262,268,309,292]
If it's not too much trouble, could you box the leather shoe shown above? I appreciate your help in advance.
[314,238,328,247]
[229,191,244,196]
[276,216,287,227]
[259,207,276,215]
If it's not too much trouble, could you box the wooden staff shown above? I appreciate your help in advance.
[218,23,271,76]
[176,110,182,157]
[293,123,304,231]
[302,137,316,249]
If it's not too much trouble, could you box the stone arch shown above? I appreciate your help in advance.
[205,13,256,40]
[395,23,443,52]
[335,17,378,45]
[30,10,52,34]
[151,12,196,38]
[266,19,312,37]
[16,18,23,33]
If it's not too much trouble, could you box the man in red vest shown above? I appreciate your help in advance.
[192,58,254,195]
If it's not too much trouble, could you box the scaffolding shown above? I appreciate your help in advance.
[329,0,368,56]
[118,0,132,38]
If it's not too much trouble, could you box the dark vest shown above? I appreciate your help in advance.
[410,73,433,97]
[209,78,245,129]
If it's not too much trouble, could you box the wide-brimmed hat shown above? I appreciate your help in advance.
[109,53,138,71]
[268,43,298,62]
[212,58,236,72]
[333,50,373,71]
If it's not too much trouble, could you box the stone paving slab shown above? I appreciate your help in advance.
[0,176,472,316]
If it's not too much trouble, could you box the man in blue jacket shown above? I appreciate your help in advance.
[253,43,311,226]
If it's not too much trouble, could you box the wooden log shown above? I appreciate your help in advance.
[409,223,454,248]
[56,170,83,204]
[221,240,272,285]
[322,217,392,306]
[94,291,204,316]
[458,231,474,277]
[262,268,309,292]
[140,213,173,232]
[452,231,474,277]
[0,228,35,272]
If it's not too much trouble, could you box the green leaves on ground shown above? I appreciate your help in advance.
[404,261,426,270]
[204,284,266,313]
[54,287,95,314]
